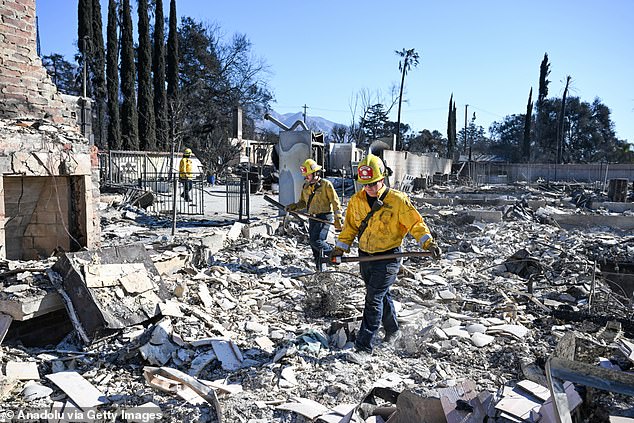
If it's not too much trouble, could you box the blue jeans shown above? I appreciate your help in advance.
[308,213,333,267]
[355,248,402,352]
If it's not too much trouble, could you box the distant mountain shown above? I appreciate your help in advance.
[255,110,342,136]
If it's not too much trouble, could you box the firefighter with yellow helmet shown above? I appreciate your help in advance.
[179,148,194,202]
[330,153,441,363]
[285,158,344,270]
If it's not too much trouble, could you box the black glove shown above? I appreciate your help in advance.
[329,247,345,264]
[427,241,442,260]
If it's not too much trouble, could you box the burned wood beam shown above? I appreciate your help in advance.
[47,269,90,344]
[548,357,634,397]
[552,309,634,338]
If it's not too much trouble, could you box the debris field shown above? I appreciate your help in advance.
[1,183,634,423]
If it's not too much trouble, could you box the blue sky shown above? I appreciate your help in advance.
[36,0,634,144]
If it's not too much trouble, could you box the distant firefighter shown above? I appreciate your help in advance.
[179,148,193,202]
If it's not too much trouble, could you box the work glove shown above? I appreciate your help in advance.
[427,241,442,260]
[284,203,298,212]
[329,247,345,264]
[333,216,343,231]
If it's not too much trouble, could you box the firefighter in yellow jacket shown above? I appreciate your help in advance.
[330,154,441,363]
[285,159,344,270]
[179,148,194,202]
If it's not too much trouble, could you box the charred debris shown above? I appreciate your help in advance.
[1,181,634,423]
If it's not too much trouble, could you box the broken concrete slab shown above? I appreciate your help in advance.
[211,339,244,371]
[276,398,330,420]
[590,201,634,213]
[51,244,170,341]
[0,289,63,321]
[386,390,445,423]
[4,361,40,380]
[466,210,503,223]
[21,380,53,401]
[241,222,273,239]
[227,222,245,240]
[551,213,634,230]
[139,319,178,366]
[45,371,108,410]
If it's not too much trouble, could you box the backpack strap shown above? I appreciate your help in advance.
[357,188,390,240]
[305,180,322,213]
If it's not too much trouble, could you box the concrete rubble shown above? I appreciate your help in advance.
[1,183,633,422]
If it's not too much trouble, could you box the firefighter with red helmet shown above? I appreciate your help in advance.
[285,159,343,270]
[331,153,441,363]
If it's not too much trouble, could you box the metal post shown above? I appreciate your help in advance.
[171,176,177,235]
[341,168,346,204]
[108,150,113,182]
[246,172,251,222]
[238,172,244,222]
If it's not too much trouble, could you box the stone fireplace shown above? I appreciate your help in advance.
[0,0,99,260]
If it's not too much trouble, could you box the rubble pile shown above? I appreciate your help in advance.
[1,186,634,422]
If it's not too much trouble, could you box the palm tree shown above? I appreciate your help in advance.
[395,48,420,150]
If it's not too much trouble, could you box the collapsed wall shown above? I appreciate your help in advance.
[0,0,100,259]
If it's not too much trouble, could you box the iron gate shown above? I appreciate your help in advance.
[99,151,204,216]
[225,173,250,222]
[143,173,205,216]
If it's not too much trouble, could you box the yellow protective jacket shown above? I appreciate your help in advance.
[336,186,433,254]
[179,158,193,180]
[293,178,343,218]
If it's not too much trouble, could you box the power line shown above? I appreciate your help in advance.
[468,105,505,119]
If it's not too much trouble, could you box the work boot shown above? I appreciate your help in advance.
[383,330,402,348]
[346,349,371,365]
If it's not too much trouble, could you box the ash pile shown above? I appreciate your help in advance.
[1,185,634,423]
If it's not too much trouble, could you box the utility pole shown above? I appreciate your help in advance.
[302,104,308,123]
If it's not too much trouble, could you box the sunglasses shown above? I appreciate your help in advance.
[365,181,380,187]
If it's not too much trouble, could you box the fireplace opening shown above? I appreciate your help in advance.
[3,175,87,260]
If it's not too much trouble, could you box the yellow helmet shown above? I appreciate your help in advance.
[184,148,192,157]
[300,159,322,176]
[357,154,386,184]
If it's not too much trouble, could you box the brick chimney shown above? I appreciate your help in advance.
[0,0,100,260]
[0,0,73,124]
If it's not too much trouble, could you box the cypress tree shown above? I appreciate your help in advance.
[557,76,571,164]
[120,0,139,150]
[446,93,454,159]
[77,0,92,96]
[91,0,107,149]
[536,53,550,158]
[153,0,169,150]
[166,0,180,146]
[522,88,533,162]
[106,0,121,150]
[137,0,156,151]
[451,100,457,158]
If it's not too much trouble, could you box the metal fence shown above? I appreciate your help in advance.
[225,173,250,222]
[143,173,205,216]
[99,151,204,216]
[99,150,177,186]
